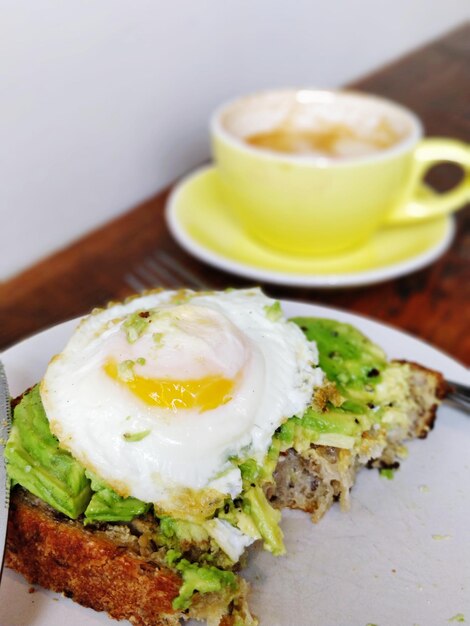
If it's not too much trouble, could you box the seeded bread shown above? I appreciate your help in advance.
[6,489,255,626]
[265,361,446,521]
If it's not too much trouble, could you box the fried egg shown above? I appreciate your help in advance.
[40,289,322,518]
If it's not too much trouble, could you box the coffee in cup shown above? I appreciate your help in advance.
[245,117,404,158]
[211,90,470,256]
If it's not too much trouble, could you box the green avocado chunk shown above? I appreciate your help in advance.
[166,552,238,610]
[300,405,369,436]
[84,471,150,523]
[5,386,149,523]
[159,516,209,544]
[5,386,92,518]
[291,317,387,398]
[242,486,285,556]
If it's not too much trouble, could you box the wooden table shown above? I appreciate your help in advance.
[1,24,469,364]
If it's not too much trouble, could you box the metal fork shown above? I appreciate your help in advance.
[446,380,470,413]
[125,250,210,292]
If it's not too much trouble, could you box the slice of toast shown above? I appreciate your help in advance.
[5,363,446,625]
[6,489,255,626]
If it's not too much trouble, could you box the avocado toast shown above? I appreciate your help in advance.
[4,291,446,625]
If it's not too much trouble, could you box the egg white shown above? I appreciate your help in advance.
[40,289,322,513]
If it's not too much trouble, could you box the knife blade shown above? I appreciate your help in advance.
[0,361,12,583]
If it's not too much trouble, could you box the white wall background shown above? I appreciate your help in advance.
[1,0,468,280]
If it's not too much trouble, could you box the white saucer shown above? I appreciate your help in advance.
[165,166,455,288]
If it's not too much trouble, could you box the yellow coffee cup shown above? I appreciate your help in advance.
[211,89,470,256]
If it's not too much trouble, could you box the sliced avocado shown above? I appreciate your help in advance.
[169,557,237,610]
[239,458,263,485]
[292,317,387,398]
[262,437,282,479]
[84,470,149,522]
[287,317,416,452]
[5,386,91,518]
[243,486,285,556]
[159,516,210,544]
[158,518,234,570]
[84,490,149,522]
[301,406,370,437]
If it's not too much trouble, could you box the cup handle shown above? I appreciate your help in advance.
[385,138,470,224]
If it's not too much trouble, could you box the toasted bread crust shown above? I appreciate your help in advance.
[393,360,448,438]
[6,489,251,625]
[6,489,183,626]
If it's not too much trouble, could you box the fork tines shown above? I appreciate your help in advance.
[125,250,209,293]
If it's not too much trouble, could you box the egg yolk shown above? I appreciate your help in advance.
[104,360,235,412]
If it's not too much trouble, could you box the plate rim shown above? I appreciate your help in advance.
[3,299,468,384]
[165,165,455,288]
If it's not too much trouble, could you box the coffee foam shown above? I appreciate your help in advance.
[219,90,417,160]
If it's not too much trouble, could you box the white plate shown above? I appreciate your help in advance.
[1,303,469,626]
